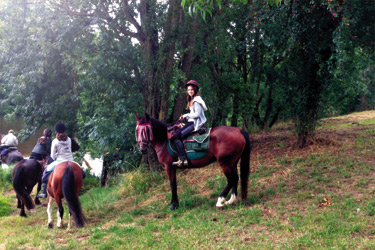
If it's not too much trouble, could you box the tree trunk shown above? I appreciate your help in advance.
[159,0,181,122]
[171,19,198,122]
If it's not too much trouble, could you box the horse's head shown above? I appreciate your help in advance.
[135,113,154,154]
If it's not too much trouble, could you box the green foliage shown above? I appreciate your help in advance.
[0,1,83,138]
[80,171,100,194]
[0,167,13,191]
[0,195,12,217]
[118,168,166,197]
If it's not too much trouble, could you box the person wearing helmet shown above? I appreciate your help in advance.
[170,80,208,167]
[29,128,53,164]
[37,122,75,198]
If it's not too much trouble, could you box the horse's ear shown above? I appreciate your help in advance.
[135,112,139,120]
[145,113,150,121]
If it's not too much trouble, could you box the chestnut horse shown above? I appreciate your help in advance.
[135,113,251,210]
[46,161,85,229]
[12,159,43,217]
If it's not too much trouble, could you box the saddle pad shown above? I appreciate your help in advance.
[167,128,211,160]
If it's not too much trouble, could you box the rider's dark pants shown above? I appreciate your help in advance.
[0,145,10,156]
[171,122,194,159]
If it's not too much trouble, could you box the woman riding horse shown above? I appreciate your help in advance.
[170,80,208,168]
[136,114,251,210]
[38,122,84,198]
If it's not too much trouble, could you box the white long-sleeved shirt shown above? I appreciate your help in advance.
[182,96,208,131]
[51,137,73,161]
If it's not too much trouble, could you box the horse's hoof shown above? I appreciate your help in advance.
[35,199,41,205]
[169,203,179,210]
[48,223,53,229]
[216,206,225,210]
[20,213,27,217]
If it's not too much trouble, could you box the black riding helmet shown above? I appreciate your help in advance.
[54,122,66,133]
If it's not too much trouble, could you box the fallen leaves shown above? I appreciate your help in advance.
[318,197,334,207]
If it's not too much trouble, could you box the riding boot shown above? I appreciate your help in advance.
[172,140,188,167]
[37,183,48,198]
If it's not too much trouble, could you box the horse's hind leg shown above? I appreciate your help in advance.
[47,197,54,228]
[68,213,72,229]
[20,203,27,217]
[17,196,21,209]
[216,165,239,208]
[56,200,64,228]
[16,195,27,217]
[34,181,41,205]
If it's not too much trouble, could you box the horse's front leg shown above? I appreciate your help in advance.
[47,197,53,228]
[166,165,179,210]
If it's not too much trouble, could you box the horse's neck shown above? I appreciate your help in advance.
[152,138,167,151]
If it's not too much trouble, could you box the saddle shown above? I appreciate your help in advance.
[1,146,18,156]
[167,122,183,140]
[167,128,211,160]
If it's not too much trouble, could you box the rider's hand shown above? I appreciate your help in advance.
[179,115,184,121]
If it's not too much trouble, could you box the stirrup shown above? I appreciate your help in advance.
[37,193,48,198]
[172,159,182,167]
[172,159,188,168]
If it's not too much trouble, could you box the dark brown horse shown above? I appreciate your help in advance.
[135,113,251,210]
[46,161,85,229]
[1,133,24,165]
[2,149,24,165]
[12,159,43,217]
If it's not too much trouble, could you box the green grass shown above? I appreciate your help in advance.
[0,195,12,217]
[1,112,375,249]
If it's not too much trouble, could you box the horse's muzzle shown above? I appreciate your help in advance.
[139,142,148,154]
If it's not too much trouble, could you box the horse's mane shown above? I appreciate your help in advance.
[150,117,168,141]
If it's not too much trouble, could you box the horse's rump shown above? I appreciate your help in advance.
[49,161,85,227]
[13,163,35,210]
[12,159,42,211]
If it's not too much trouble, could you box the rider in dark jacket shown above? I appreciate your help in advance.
[29,128,53,163]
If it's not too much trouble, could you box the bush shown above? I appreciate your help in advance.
[0,167,13,191]
[0,195,12,217]
[118,168,166,197]
[81,170,100,194]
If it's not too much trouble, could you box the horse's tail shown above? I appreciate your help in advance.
[62,165,85,227]
[240,130,251,200]
[13,164,35,210]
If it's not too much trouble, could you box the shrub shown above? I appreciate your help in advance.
[0,167,13,191]
[0,195,12,217]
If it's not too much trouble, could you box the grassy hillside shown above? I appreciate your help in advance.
[1,111,375,249]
